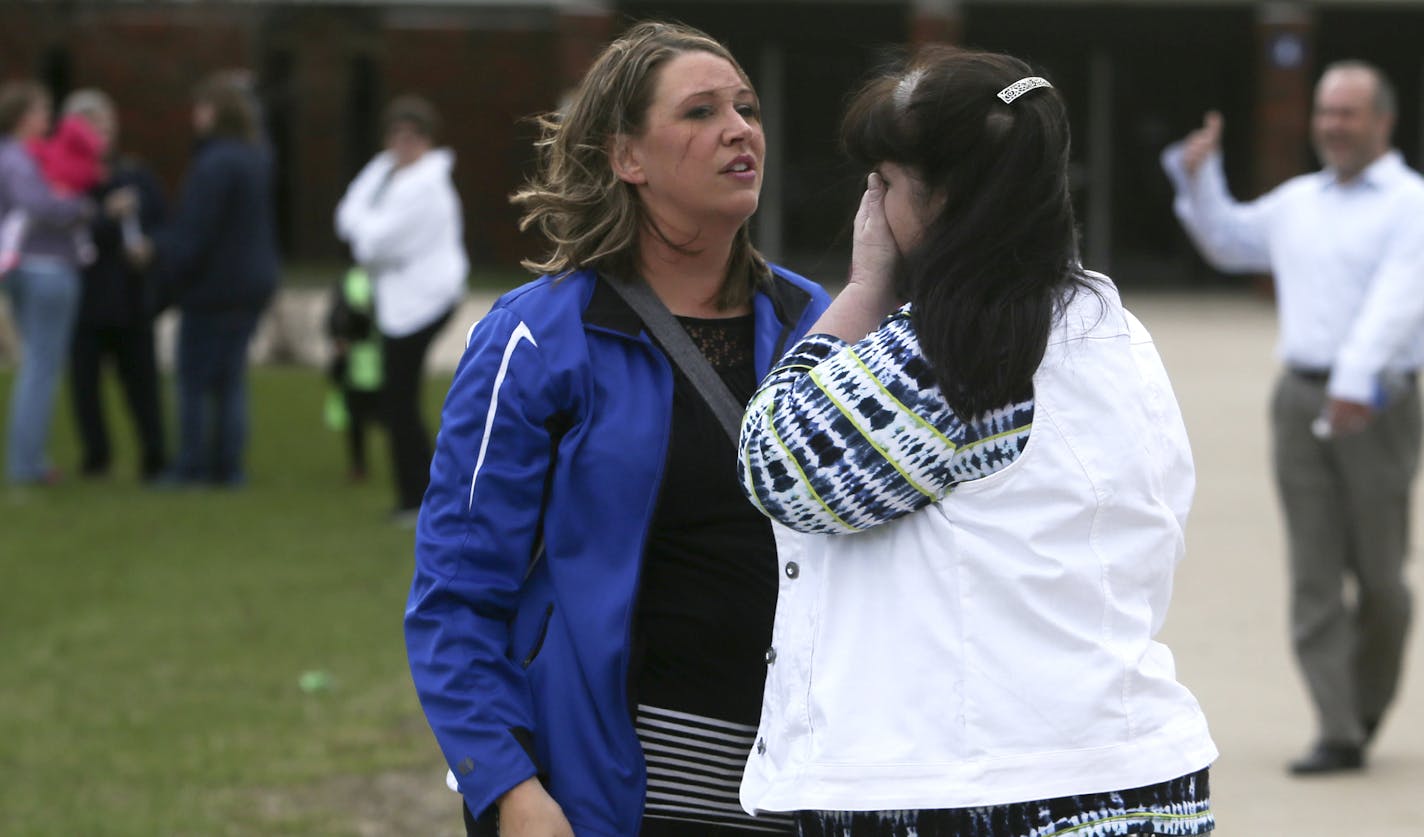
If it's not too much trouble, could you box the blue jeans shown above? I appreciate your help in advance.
[4,258,81,483]
[173,309,261,484]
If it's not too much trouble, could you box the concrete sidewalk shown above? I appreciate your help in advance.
[1129,291,1423,836]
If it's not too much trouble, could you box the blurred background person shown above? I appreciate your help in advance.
[335,94,466,521]
[133,69,279,487]
[63,88,169,482]
[1162,60,1424,776]
[323,264,383,484]
[404,21,827,837]
[0,80,93,486]
[5,98,107,270]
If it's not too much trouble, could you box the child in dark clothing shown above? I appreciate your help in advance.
[324,266,384,482]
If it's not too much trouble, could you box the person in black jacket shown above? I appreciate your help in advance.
[63,89,169,481]
[132,70,279,486]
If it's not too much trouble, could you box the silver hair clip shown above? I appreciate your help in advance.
[996,76,1052,105]
[894,68,926,111]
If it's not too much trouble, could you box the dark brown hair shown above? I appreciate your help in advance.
[194,69,261,144]
[0,80,49,136]
[382,95,441,142]
[843,47,1089,417]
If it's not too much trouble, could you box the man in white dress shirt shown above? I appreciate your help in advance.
[1163,60,1424,776]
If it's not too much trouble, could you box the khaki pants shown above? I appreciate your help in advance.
[1271,371,1420,744]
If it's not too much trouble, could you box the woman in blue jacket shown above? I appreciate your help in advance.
[404,21,828,837]
[136,70,279,486]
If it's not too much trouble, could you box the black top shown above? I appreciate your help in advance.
[154,136,280,314]
[78,156,167,327]
[634,313,778,723]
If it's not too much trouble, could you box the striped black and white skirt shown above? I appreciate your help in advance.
[636,703,795,835]
[635,703,1211,837]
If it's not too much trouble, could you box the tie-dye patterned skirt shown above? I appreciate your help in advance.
[794,768,1212,836]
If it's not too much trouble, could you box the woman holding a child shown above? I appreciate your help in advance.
[0,80,92,486]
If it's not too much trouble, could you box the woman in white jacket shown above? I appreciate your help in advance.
[736,49,1217,836]
[336,95,467,518]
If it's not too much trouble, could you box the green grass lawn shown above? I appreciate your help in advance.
[1,367,457,835]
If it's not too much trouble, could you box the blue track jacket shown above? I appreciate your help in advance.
[405,267,829,835]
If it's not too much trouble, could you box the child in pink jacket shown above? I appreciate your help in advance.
[0,114,107,273]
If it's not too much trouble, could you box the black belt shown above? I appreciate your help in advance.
[1287,367,1417,386]
[1287,366,1330,383]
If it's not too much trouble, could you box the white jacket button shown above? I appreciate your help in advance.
[784,561,799,579]
[765,646,777,664]
[756,738,766,755]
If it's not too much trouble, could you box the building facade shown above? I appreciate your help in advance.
[3,0,1421,286]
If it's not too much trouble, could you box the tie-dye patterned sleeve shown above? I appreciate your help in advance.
[737,309,1033,534]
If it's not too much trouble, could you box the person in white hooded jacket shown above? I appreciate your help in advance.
[736,48,1216,837]
[336,95,468,518]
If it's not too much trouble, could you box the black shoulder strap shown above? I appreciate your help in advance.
[603,275,745,445]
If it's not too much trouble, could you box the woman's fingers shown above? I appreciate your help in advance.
[850,172,897,294]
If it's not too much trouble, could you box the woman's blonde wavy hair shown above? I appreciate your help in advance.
[511,20,769,310]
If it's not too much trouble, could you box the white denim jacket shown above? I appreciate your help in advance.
[740,278,1217,813]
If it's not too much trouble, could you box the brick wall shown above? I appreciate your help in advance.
[1,5,257,197]
[0,3,560,269]
[383,23,559,268]
[0,5,46,88]
[83,8,255,198]
[1253,10,1314,193]
[261,6,380,262]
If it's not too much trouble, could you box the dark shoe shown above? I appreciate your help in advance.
[1288,741,1364,775]
[7,467,62,488]
[140,456,168,483]
[210,472,247,490]
[19,466,64,486]
[146,470,201,491]
[1362,716,1383,748]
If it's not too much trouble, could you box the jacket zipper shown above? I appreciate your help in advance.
[522,603,555,669]
[616,335,674,837]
